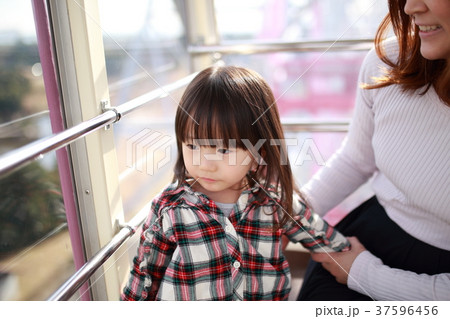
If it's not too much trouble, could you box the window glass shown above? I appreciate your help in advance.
[98,0,190,221]
[98,0,387,223]
[215,0,387,41]
[213,0,387,216]
[214,0,388,119]
[0,2,74,300]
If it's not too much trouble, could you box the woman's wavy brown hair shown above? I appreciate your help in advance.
[174,66,301,228]
[366,0,449,106]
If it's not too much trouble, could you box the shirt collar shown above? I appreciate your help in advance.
[169,179,280,213]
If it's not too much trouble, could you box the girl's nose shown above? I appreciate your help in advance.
[198,149,217,171]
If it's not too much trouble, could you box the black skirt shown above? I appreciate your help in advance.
[297,196,450,301]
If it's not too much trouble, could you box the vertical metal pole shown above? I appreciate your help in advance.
[184,0,220,71]
[31,0,90,300]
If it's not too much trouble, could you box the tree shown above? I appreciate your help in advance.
[0,162,66,254]
[0,70,31,122]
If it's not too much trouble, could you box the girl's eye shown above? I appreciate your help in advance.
[186,144,199,150]
[217,148,230,154]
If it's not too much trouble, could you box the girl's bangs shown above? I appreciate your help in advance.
[180,101,253,149]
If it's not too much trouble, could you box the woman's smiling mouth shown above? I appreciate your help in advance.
[418,24,442,32]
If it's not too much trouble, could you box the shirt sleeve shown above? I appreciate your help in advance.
[348,251,450,300]
[121,207,176,301]
[284,195,350,253]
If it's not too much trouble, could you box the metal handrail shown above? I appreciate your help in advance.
[115,72,197,116]
[0,110,50,129]
[138,118,351,133]
[188,38,374,55]
[47,207,149,301]
[0,111,117,175]
[0,72,197,177]
[282,118,350,132]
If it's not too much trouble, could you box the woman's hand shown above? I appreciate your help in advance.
[311,236,366,285]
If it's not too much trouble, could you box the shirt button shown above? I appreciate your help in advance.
[225,226,231,232]
[233,261,241,269]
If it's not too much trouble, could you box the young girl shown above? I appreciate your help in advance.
[121,66,350,301]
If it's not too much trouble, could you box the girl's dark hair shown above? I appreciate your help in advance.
[366,0,449,105]
[174,66,299,228]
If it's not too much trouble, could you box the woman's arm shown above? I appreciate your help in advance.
[312,237,450,300]
[301,48,381,216]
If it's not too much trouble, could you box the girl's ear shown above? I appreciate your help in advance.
[258,149,266,166]
[247,146,265,172]
[250,160,258,172]
[250,154,264,172]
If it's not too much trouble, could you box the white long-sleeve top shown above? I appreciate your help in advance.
[301,38,450,300]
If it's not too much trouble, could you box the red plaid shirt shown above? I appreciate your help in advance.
[121,182,349,301]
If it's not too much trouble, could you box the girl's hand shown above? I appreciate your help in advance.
[311,236,366,285]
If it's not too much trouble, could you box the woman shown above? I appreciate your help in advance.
[297,0,450,300]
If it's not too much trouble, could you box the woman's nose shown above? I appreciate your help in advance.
[404,0,427,16]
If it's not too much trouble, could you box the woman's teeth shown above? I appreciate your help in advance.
[418,25,442,32]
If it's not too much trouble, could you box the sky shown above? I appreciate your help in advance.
[0,0,37,43]
[0,0,387,46]
[0,0,183,44]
